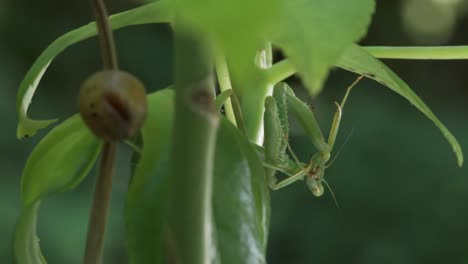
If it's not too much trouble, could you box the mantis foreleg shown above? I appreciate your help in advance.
[263,84,290,186]
[327,75,363,152]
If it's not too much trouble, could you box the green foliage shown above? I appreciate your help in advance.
[14,115,102,263]
[172,0,278,90]
[12,0,466,263]
[172,0,276,35]
[126,89,270,263]
[270,0,375,95]
[15,1,172,139]
[14,202,46,264]
[337,44,463,166]
[20,115,102,206]
[213,118,270,263]
[126,89,174,263]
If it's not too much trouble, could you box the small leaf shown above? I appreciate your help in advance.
[270,0,375,95]
[15,115,102,264]
[126,89,270,263]
[17,61,58,139]
[21,114,102,206]
[337,44,463,167]
[16,1,173,138]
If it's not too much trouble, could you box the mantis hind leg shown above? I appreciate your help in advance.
[263,134,310,190]
[267,136,310,190]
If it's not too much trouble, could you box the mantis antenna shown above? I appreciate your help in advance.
[322,179,339,208]
[325,128,354,169]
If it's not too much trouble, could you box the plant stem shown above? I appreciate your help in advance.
[215,53,237,125]
[242,43,274,144]
[228,90,247,137]
[214,53,247,136]
[84,0,119,263]
[83,142,117,264]
[257,43,272,67]
[169,24,218,264]
[364,45,468,60]
[90,0,118,69]
[263,59,295,86]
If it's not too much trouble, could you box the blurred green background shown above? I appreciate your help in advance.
[1,0,467,263]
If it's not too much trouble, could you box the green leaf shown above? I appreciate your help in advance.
[15,114,102,264]
[16,1,173,139]
[270,0,375,95]
[21,114,102,206]
[171,0,278,50]
[14,202,47,264]
[172,0,281,99]
[213,119,270,264]
[126,89,270,263]
[337,44,463,167]
[172,0,276,33]
[126,89,175,264]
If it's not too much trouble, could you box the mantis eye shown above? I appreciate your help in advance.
[321,152,331,162]
[78,70,147,141]
[306,177,324,197]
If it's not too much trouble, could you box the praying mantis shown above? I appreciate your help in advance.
[262,76,362,204]
[217,76,363,203]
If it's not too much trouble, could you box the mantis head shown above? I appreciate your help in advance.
[306,164,339,208]
[306,154,326,197]
[306,176,324,197]
[306,154,339,208]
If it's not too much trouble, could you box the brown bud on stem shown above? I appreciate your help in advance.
[78,70,147,141]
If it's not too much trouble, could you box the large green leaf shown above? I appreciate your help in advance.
[213,118,270,264]
[16,1,173,139]
[172,0,281,98]
[126,89,174,264]
[126,89,270,263]
[270,0,375,95]
[14,115,102,264]
[171,0,277,36]
[336,44,463,167]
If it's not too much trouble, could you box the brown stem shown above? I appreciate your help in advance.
[84,0,119,263]
[84,142,117,264]
[90,0,118,69]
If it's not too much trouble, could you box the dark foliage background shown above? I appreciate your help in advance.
[1,0,467,263]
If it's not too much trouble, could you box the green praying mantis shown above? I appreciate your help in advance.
[262,77,362,204]
[216,76,363,204]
